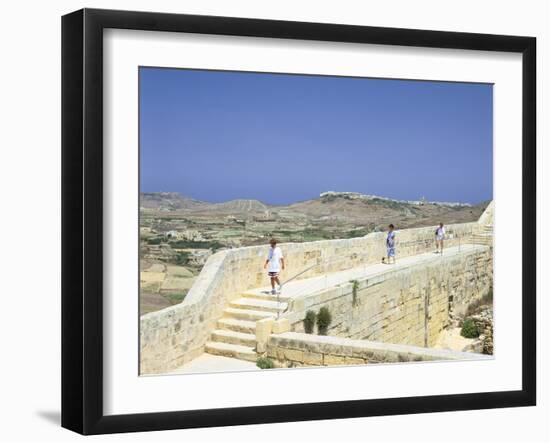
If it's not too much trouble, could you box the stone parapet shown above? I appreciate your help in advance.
[283,246,493,348]
[267,332,491,367]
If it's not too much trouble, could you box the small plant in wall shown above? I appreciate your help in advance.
[317,306,332,335]
[350,280,359,307]
[256,356,275,369]
[460,318,480,339]
[304,310,316,334]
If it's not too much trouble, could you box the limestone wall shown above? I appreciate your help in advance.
[140,204,492,374]
[478,200,494,226]
[267,332,491,367]
[284,246,493,348]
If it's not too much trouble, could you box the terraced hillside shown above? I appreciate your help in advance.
[140,191,489,315]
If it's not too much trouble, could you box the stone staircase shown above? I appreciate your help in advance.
[205,291,289,362]
[471,224,493,247]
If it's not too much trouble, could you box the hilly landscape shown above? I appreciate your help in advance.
[141,191,488,228]
[140,190,489,315]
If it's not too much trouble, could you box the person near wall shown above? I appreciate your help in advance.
[435,222,446,254]
[385,224,396,264]
[264,238,285,294]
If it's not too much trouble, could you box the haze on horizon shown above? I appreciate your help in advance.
[140,68,493,206]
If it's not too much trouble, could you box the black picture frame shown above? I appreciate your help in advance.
[61,8,536,435]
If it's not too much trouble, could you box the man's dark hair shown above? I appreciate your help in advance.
[388,224,394,229]
[269,238,277,245]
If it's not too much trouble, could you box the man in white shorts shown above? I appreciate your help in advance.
[435,222,446,254]
[264,238,285,295]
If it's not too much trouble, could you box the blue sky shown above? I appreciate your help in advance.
[140,67,493,205]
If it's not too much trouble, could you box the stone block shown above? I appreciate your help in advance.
[345,356,366,365]
[266,345,278,359]
[256,318,274,348]
[273,318,291,334]
[303,351,323,365]
[284,348,304,363]
[324,354,347,366]
[293,298,305,312]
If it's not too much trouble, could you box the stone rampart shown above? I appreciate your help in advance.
[267,332,491,367]
[283,245,493,348]
[140,204,493,374]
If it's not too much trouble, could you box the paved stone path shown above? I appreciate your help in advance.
[250,243,486,300]
[170,354,256,375]
[175,243,488,373]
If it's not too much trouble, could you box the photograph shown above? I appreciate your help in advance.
[138,67,494,375]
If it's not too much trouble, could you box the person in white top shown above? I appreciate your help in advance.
[435,222,446,254]
[264,238,285,295]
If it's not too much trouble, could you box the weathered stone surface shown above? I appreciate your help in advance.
[345,356,366,365]
[140,204,494,374]
[284,348,304,362]
[255,318,274,353]
[272,318,291,334]
[285,246,492,350]
[303,351,323,365]
[324,355,347,366]
[266,332,491,368]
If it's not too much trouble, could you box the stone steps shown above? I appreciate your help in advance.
[205,291,285,362]
[211,329,257,347]
[205,341,257,362]
[217,318,257,334]
[230,297,288,313]
[223,307,277,321]
[242,291,291,303]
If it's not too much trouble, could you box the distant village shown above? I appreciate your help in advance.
[319,191,472,207]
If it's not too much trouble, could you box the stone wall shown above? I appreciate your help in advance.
[140,204,493,374]
[477,200,494,226]
[266,332,491,367]
[284,246,493,348]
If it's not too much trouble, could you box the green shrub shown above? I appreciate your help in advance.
[461,318,480,339]
[147,237,163,245]
[256,357,275,369]
[304,310,316,334]
[317,307,332,335]
[174,252,190,265]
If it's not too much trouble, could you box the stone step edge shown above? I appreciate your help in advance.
[217,318,257,333]
[211,329,257,344]
[205,341,257,362]
[241,292,291,302]
[230,299,288,313]
[224,307,277,319]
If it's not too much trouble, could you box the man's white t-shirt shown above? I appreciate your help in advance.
[267,246,283,272]
[436,226,446,239]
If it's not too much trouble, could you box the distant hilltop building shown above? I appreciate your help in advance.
[319,191,471,207]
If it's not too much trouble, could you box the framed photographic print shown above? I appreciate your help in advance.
[61,8,536,435]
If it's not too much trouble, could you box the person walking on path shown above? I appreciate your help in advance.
[386,224,396,264]
[264,238,285,294]
[435,222,446,254]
